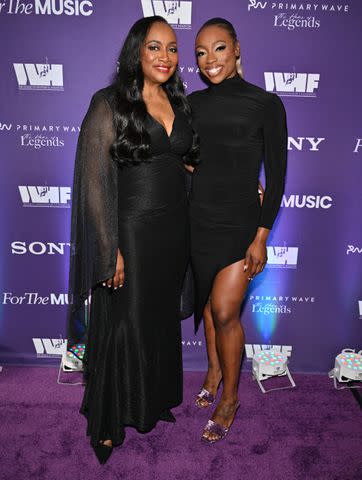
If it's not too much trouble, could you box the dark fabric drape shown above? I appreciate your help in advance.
[67,91,118,349]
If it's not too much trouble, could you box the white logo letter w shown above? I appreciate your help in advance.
[141,0,191,24]
[13,63,63,86]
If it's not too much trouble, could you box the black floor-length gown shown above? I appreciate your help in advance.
[69,87,193,447]
[188,75,287,330]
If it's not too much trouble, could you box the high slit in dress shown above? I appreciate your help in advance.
[188,76,288,330]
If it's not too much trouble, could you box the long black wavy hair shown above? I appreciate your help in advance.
[111,16,199,167]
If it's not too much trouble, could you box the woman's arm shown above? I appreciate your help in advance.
[70,92,121,293]
[244,95,287,279]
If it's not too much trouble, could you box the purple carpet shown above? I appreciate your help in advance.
[0,367,361,480]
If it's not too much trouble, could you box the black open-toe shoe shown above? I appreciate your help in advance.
[159,409,176,423]
[92,441,113,465]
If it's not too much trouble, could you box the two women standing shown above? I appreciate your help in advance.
[68,15,287,463]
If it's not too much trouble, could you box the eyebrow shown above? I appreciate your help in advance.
[195,40,227,49]
[144,40,177,45]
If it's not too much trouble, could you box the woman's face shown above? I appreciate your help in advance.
[195,25,240,84]
[140,21,178,86]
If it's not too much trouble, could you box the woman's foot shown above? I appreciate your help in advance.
[201,398,240,443]
[92,439,113,465]
[195,368,222,408]
[159,409,176,423]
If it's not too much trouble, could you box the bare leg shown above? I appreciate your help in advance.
[202,258,249,441]
[195,300,222,407]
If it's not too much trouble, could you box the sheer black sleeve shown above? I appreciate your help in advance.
[259,94,288,229]
[67,91,118,348]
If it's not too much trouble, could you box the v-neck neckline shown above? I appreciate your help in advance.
[147,102,176,139]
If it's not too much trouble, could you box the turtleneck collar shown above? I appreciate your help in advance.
[209,74,245,91]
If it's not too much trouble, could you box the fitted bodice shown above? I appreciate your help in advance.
[188,75,287,229]
[117,105,193,218]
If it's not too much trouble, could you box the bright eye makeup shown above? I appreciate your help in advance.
[196,44,226,57]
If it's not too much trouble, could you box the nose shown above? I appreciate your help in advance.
[158,46,170,63]
[206,52,216,64]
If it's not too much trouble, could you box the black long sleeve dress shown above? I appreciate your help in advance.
[188,75,287,330]
[68,87,193,447]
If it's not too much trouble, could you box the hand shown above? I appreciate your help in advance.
[244,238,267,280]
[103,249,125,289]
[258,182,265,205]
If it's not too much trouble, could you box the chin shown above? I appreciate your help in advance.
[203,72,227,84]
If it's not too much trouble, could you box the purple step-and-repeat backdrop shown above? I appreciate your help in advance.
[0,0,361,372]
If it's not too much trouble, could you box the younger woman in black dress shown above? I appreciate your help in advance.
[188,18,287,443]
[68,17,197,463]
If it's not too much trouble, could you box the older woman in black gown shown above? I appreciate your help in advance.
[188,18,287,444]
[68,16,197,463]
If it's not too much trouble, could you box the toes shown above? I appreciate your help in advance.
[202,430,220,442]
[196,397,210,408]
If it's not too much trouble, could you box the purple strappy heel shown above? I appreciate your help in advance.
[195,388,215,408]
[201,401,240,444]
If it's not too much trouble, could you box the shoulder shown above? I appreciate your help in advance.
[80,86,116,132]
[83,86,116,122]
[241,79,285,116]
[187,88,208,107]
[90,86,116,111]
[248,80,284,104]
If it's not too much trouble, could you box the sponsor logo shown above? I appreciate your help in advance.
[248,0,267,11]
[3,292,70,305]
[359,301,362,319]
[273,13,320,30]
[281,195,333,209]
[0,0,93,16]
[179,65,199,74]
[13,60,63,91]
[266,246,298,269]
[346,245,362,255]
[11,241,70,255]
[264,72,320,97]
[0,122,78,146]
[16,123,79,133]
[20,133,64,149]
[252,303,291,314]
[247,1,349,29]
[19,186,71,207]
[288,136,325,151]
[33,337,67,357]
[353,139,362,153]
[0,122,12,131]
[245,344,293,360]
[182,339,203,347]
[248,294,315,316]
[141,0,192,29]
